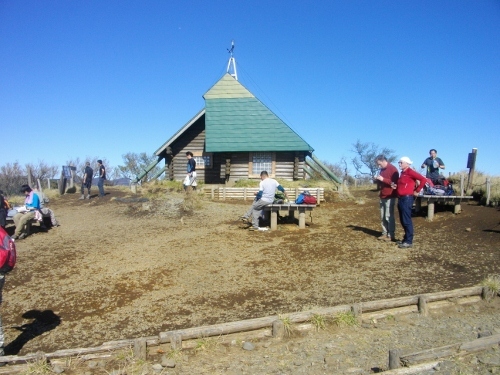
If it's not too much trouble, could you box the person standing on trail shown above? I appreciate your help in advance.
[421,149,445,185]
[183,151,197,191]
[97,160,106,198]
[374,155,399,241]
[396,157,426,249]
[80,162,93,200]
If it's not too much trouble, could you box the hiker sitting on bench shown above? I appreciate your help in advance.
[12,185,41,240]
[239,171,288,231]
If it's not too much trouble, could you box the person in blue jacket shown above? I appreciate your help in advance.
[12,185,40,240]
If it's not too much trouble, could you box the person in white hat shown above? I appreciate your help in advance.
[396,157,426,249]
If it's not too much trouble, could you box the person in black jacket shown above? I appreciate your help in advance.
[80,162,94,200]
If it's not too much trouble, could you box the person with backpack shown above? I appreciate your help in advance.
[239,171,288,231]
[396,157,427,249]
[80,162,94,200]
[33,187,59,227]
[12,185,41,240]
[374,155,399,241]
[421,149,445,185]
[97,160,106,198]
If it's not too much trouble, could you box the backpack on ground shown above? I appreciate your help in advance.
[0,227,16,273]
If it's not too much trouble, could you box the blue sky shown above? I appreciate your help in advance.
[1,0,499,177]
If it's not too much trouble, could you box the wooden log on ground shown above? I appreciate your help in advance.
[400,343,461,366]
[460,333,500,353]
[382,361,441,374]
[286,305,352,323]
[362,305,418,321]
[159,315,278,343]
[423,286,483,302]
[361,296,419,312]
[427,296,481,311]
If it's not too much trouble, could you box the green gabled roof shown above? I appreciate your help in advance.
[203,74,313,153]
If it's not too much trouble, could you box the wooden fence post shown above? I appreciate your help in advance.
[486,178,491,206]
[272,320,284,338]
[418,295,428,317]
[27,167,33,187]
[133,338,147,360]
[389,348,402,369]
[460,174,464,197]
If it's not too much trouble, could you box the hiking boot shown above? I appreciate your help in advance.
[79,195,85,200]
[378,235,391,241]
[11,234,18,240]
[86,195,90,200]
[18,233,27,240]
[398,242,413,249]
[239,216,249,221]
[248,226,259,231]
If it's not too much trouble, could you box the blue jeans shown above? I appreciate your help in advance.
[98,178,105,197]
[398,196,414,244]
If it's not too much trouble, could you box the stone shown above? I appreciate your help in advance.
[164,359,176,368]
[478,330,493,338]
[152,363,163,372]
[52,364,65,374]
[242,341,255,351]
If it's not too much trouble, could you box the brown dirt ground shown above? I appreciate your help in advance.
[2,186,499,361]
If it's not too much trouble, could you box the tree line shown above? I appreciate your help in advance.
[0,152,163,195]
[0,141,394,195]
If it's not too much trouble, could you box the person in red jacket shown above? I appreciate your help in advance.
[374,155,399,241]
[396,157,427,249]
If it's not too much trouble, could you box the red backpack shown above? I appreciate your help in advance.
[0,227,16,273]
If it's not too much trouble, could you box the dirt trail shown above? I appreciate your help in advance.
[2,186,499,363]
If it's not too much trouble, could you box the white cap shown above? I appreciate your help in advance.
[399,156,413,164]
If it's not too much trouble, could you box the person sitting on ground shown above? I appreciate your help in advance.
[80,161,93,200]
[240,171,288,231]
[33,187,59,227]
[12,185,41,240]
[421,149,445,185]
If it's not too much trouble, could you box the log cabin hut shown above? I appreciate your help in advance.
[153,72,315,184]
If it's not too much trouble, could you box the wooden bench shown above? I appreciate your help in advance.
[6,212,40,235]
[263,204,316,230]
[415,195,473,221]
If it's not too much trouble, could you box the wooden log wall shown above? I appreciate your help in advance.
[0,286,494,369]
[203,187,325,203]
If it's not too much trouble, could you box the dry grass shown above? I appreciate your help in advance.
[332,311,359,327]
[309,314,328,332]
[450,171,500,204]
[481,274,500,300]
[278,315,295,337]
